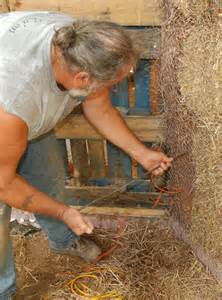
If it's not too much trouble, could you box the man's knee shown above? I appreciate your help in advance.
[18,132,68,197]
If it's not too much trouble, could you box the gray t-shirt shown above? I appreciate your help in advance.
[0,11,83,140]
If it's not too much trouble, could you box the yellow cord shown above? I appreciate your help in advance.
[66,271,124,299]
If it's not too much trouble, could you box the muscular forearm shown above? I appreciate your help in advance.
[0,108,94,236]
[83,90,172,176]
[0,175,67,219]
[84,105,148,162]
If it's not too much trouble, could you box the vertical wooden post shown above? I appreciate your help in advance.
[71,140,89,186]
[87,140,106,179]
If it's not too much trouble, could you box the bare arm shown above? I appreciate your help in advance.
[83,88,172,175]
[0,107,93,235]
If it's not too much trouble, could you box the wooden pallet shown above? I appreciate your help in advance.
[55,58,163,189]
[54,23,164,217]
[54,41,164,216]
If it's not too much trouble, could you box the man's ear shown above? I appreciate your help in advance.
[74,72,91,88]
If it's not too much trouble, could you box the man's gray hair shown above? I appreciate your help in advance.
[52,20,138,83]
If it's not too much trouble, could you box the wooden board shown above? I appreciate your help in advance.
[55,115,163,142]
[0,0,9,11]
[72,205,165,217]
[66,187,161,200]
[8,0,162,26]
[65,188,169,208]
[67,177,151,190]
[87,140,106,178]
[71,139,89,185]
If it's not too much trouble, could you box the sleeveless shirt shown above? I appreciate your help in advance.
[0,11,84,140]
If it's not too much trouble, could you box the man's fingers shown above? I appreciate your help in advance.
[77,216,94,234]
[74,229,82,236]
[83,216,94,229]
[73,224,90,235]
[63,208,95,236]
[72,224,84,236]
[83,216,94,233]
[71,217,92,235]
[153,167,164,176]
[160,162,168,171]
[152,161,171,176]
[162,156,173,164]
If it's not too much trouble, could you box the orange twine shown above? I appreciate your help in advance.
[150,174,182,209]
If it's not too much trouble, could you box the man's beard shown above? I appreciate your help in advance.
[68,88,90,98]
[68,82,100,99]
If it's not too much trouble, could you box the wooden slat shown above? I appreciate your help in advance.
[72,205,165,217]
[66,177,150,190]
[0,0,9,11]
[65,188,169,206]
[66,186,158,199]
[88,140,106,178]
[8,0,162,26]
[55,115,163,142]
[71,139,89,185]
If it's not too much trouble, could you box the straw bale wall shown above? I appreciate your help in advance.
[161,0,222,280]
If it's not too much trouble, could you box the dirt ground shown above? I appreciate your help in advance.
[11,219,222,300]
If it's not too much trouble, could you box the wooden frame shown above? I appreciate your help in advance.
[55,59,163,195]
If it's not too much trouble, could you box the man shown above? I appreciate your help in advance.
[0,11,172,299]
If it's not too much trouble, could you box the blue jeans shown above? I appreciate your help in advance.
[0,131,78,299]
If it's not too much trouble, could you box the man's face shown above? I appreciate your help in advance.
[69,63,133,97]
[53,46,135,95]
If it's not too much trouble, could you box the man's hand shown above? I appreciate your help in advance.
[138,149,173,176]
[60,207,94,236]
[82,92,173,178]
